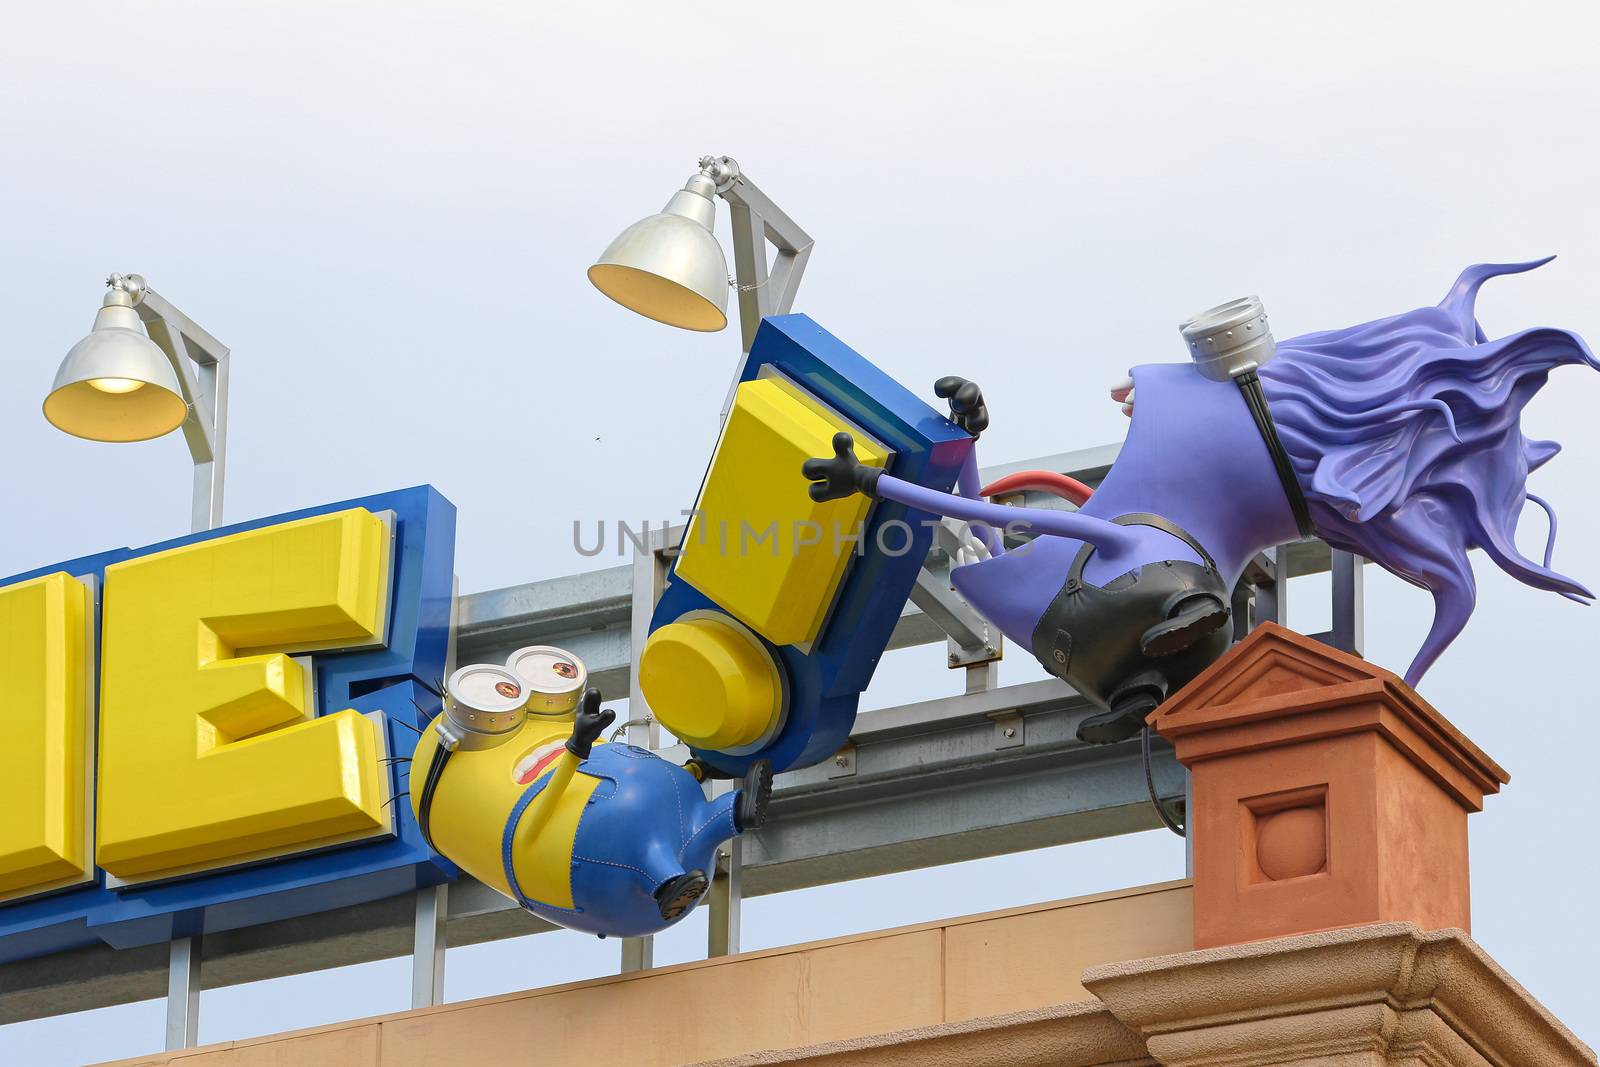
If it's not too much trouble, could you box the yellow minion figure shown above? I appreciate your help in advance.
[410,646,771,938]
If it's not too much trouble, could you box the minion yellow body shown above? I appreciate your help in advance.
[416,653,760,938]
[410,714,601,908]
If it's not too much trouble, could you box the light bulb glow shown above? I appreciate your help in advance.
[88,377,146,394]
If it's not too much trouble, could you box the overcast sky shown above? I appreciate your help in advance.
[2,2,1597,1062]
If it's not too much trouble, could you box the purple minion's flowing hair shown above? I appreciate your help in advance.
[1259,258,1598,686]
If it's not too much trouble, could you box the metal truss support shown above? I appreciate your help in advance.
[1249,546,1290,630]
[620,524,681,972]
[909,568,999,666]
[706,783,743,958]
[911,518,1003,692]
[620,933,654,973]
[701,156,816,420]
[707,156,814,359]
[164,935,200,1050]
[411,883,447,1009]
[1314,550,1366,656]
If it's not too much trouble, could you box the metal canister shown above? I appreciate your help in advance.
[1179,295,1276,381]
[505,645,588,717]
[441,663,531,750]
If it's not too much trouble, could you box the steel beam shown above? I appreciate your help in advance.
[706,813,742,958]
[0,676,1179,1024]
[410,884,447,1009]
[0,880,552,1026]
[164,936,200,1050]
[456,566,634,698]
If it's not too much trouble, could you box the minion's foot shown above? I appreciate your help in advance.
[1141,592,1229,658]
[655,870,709,921]
[735,759,774,831]
[1077,676,1165,745]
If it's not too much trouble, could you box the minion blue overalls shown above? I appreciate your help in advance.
[502,742,741,938]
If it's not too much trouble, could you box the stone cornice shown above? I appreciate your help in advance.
[1082,923,1595,1067]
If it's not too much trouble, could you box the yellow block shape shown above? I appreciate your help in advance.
[0,573,92,900]
[677,377,887,647]
[97,509,390,881]
[639,614,782,751]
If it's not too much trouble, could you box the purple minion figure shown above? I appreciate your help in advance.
[806,259,1596,743]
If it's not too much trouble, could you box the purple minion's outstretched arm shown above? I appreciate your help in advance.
[874,470,1143,556]
[803,432,1144,560]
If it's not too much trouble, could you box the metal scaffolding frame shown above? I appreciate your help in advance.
[0,442,1364,1034]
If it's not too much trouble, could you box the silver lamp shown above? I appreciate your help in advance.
[589,156,813,357]
[44,287,188,442]
[43,274,230,533]
[589,172,730,332]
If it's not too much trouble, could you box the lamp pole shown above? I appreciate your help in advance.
[110,274,230,533]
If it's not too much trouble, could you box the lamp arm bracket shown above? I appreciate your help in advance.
[701,159,816,353]
[121,280,228,468]
[130,280,231,367]
[141,320,217,466]
[96,273,229,531]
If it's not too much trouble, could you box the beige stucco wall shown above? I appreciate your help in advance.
[101,880,1193,1067]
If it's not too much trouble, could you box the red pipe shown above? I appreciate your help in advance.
[980,470,1095,507]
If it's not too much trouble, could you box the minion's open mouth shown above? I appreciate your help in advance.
[513,741,567,785]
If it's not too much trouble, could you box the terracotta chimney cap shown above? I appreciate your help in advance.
[1148,623,1508,811]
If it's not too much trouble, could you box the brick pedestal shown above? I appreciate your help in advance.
[1148,623,1508,950]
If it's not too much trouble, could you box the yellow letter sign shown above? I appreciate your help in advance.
[96,509,392,882]
[0,573,92,901]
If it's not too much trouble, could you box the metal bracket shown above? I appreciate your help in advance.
[126,277,230,533]
[709,157,815,358]
[1233,548,1277,638]
[989,711,1024,750]
[908,566,1001,669]
[621,523,683,973]
[1235,546,1289,634]
[1309,550,1365,656]
[931,516,973,561]
[706,801,742,958]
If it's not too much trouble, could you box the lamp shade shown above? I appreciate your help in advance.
[43,301,187,442]
[588,174,729,332]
